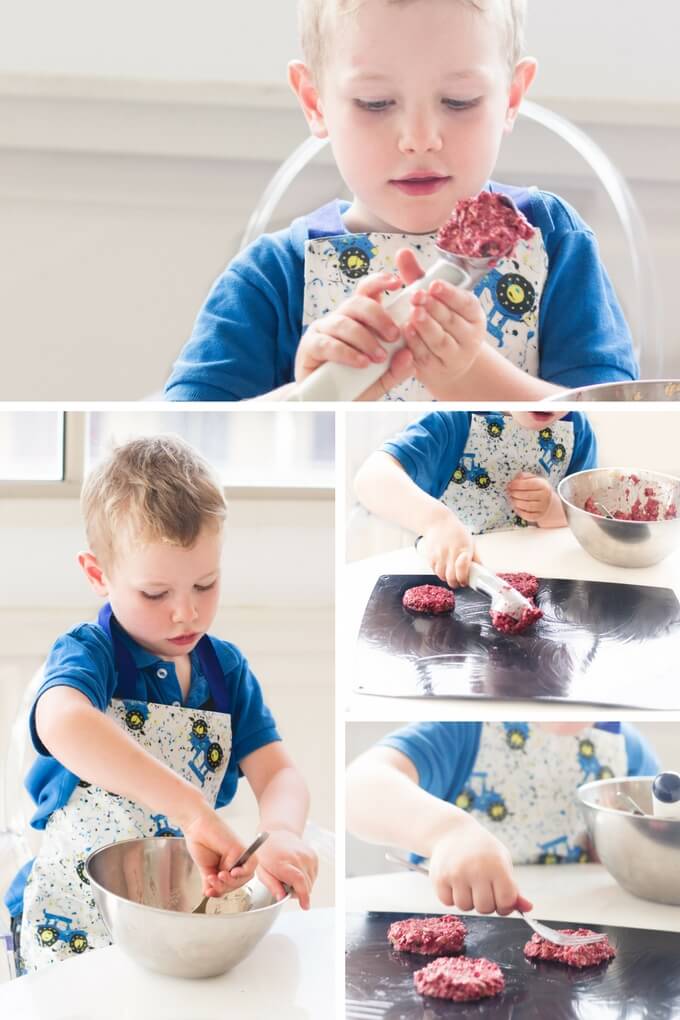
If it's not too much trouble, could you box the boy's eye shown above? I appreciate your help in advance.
[442,97,481,111]
[141,591,167,601]
[195,581,217,593]
[354,99,395,113]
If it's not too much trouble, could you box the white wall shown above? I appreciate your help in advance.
[2,0,679,104]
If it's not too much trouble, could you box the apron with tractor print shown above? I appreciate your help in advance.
[20,603,232,972]
[302,218,547,400]
[450,722,628,864]
[439,413,575,534]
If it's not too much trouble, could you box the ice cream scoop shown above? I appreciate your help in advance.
[468,562,542,634]
[286,193,534,402]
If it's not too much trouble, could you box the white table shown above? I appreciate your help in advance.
[0,908,334,1020]
[343,530,680,718]
[346,868,680,933]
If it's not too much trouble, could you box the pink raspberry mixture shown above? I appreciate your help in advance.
[387,915,467,955]
[402,584,456,615]
[523,929,616,968]
[413,956,505,1001]
[437,191,535,265]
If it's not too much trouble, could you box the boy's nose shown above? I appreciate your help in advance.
[171,597,199,625]
[398,111,444,155]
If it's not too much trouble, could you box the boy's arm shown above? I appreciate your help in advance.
[347,747,532,915]
[354,451,478,585]
[441,345,564,400]
[35,686,254,895]
[239,743,317,909]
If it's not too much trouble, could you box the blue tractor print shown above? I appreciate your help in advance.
[455,771,508,822]
[483,412,506,439]
[537,427,567,475]
[329,235,379,280]
[451,454,493,490]
[578,739,615,782]
[536,835,590,865]
[37,911,89,954]
[479,269,536,348]
[151,813,183,838]
[188,717,224,786]
[513,514,530,528]
[124,702,149,734]
[504,722,530,751]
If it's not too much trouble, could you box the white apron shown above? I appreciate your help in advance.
[440,413,575,534]
[452,722,628,864]
[302,217,548,400]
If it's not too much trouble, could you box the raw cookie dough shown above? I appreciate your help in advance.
[437,191,535,264]
[523,929,616,968]
[413,956,505,1001]
[387,915,466,955]
[204,885,252,916]
[402,584,456,615]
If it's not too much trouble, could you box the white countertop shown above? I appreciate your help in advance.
[0,908,334,1020]
[346,868,680,933]
[343,530,680,718]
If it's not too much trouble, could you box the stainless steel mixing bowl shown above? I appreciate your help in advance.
[578,777,680,905]
[558,467,680,567]
[546,380,680,402]
[86,836,288,978]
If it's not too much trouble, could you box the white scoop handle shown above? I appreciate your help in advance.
[285,260,470,402]
[468,562,531,618]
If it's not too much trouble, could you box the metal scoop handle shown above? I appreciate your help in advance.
[286,258,472,403]
[192,832,269,914]
[468,562,531,621]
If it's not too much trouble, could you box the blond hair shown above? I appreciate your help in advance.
[299,0,527,79]
[81,435,227,567]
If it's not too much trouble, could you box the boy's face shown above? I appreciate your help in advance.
[81,525,222,663]
[511,410,568,431]
[291,0,535,233]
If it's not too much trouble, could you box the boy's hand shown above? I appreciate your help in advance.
[254,829,319,910]
[421,511,478,587]
[429,819,533,916]
[295,271,409,385]
[507,472,555,524]
[395,249,487,399]
[182,804,257,898]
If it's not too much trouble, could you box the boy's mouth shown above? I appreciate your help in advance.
[168,632,200,646]
[391,173,451,197]
[527,411,556,424]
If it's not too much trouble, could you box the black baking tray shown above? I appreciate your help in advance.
[346,911,680,1019]
[354,575,680,709]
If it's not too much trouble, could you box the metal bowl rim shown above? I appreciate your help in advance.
[558,467,680,526]
[545,380,680,403]
[84,836,290,921]
[577,776,680,821]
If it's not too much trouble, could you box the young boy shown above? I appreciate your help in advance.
[4,436,317,973]
[346,722,659,915]
[354,409,596,586]
[164,0,637,402]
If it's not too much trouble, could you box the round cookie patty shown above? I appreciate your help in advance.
[414,956,505,1001]
[524,930,616,968]
[387,915,466,955]
[497,571,540,600]
[402,584,455,615]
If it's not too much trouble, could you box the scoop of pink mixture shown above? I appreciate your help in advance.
[437,191,535,265]
[524,929,616,968]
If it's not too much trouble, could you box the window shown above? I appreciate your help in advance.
[0,411,64,481]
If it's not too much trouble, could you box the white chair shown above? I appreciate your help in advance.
[239,102,661,378]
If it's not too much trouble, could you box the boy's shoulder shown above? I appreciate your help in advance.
[48,621,115,665]
[204,633,251,678]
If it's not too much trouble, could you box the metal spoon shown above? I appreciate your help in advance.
[595,501,616,519]
[192,831,269,914]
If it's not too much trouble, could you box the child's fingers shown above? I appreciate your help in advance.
[434,878,454,907]
[411,291,483,354]
[354,271,404,302]
[450,882,474,912]
[403,321,438,369]
[492,875,521,916]
[510,493,544,509]
[472,881,496,915]
[423,279,486,326]
[277,862,312,910]
[515,893,534,913]
[358,347,414,401]
[256,865,287,903]
[454,548,473,587]
[316,316,389,365]
[507,475,543,494]
[394,247,426,286]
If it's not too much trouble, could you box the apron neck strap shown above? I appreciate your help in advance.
[97,603,230,712]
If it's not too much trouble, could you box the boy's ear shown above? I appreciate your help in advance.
[504,57,538,133]
[78,551,109,597]
[288,60,328,139]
